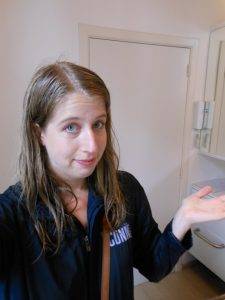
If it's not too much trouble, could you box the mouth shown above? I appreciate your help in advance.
[75,158,96,167]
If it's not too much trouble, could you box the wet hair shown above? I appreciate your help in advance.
[19,61,126,255]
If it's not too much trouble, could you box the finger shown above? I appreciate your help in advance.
[219,194,225,201]
[194,186,213,198]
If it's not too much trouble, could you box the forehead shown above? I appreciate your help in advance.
[50,93,107,122]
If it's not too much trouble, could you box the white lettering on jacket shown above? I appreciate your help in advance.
[109,223,132,247]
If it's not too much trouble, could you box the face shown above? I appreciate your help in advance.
[38,93,107,188]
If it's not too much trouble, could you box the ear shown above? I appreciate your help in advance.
[34,123,46,146]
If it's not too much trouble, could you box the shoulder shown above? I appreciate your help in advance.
[117,170,144,193]
[117,171,154,226]
[117,170,148,210]
[0,181,24,209]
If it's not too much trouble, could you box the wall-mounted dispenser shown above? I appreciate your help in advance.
[193,101,215,150]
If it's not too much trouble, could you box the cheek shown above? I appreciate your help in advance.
[58,140,78,157]
[45,137,74,159]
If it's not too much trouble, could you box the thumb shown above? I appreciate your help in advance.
[194,186,213,198]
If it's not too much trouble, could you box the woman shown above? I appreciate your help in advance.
[0,61,225,300]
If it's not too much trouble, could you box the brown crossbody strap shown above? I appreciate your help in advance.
[101,216,110,300]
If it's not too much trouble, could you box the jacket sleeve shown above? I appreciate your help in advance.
[124,172,193,282]
[0,190,17,279]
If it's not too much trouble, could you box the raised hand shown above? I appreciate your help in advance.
[172,186,225,241]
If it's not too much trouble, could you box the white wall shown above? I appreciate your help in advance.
[1,0,225,192]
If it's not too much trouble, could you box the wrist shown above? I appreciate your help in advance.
[172,207,191,241]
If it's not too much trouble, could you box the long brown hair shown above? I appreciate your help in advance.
[19,61,126,255]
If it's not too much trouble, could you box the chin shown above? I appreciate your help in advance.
[77,168,96,178]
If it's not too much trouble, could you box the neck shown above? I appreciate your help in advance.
[58,178,88,207]
[65,178,88,194]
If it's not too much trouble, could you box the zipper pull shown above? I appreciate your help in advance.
[84,235,91,252]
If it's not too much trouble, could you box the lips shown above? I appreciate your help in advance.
[75,158,96,167]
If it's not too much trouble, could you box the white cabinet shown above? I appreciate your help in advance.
[190,179,225,281]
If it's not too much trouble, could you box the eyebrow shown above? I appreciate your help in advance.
[59,114,107,125]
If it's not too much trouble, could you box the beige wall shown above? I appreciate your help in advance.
[1,0,225,190]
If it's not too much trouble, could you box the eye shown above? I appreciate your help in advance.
[65,124,79,134]
[94,120,106,129]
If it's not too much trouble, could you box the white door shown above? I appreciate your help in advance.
[88,37,190,284]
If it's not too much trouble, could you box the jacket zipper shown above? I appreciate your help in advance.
[84,234,91,252]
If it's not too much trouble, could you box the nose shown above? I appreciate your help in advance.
[81,128,98,155]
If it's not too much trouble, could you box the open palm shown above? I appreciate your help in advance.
[182,186,225,224]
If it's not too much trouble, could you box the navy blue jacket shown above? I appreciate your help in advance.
[0,171,192,299]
